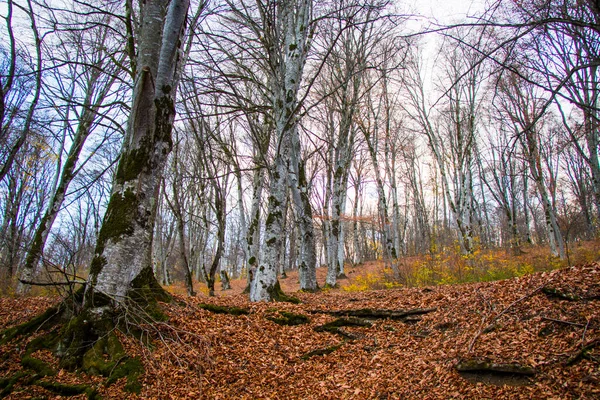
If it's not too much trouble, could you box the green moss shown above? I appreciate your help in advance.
[198,303,249,316]
[106,357,144,394]
[300,286,320,294]
[248,256,256,266]
[267,311,310,326]
[98,189,138,245]
[0,371,28,396]
[126,266,172,324]
[0,304,63,346]
[89,255,107,278]
[37,381,96,397]
[56,313,95,371]
[115,147,150,183]
[25,329,60,355]
[21,355,55,377]
[80,331,143,393]
[267,281,300,304]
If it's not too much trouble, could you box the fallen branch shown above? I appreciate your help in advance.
[468,285,545,353]
[456,358,536,376]
[566,339,600,366]
[541,317,585,328]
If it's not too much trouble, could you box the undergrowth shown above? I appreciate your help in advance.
[343,239,600,292]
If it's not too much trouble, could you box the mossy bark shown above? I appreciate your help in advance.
[267,281,301,304]
[1,0,193,397]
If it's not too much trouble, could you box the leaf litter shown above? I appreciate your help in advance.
[0,262,599,398]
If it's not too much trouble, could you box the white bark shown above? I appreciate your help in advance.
[88,0,191,303]
[250,0,314,301]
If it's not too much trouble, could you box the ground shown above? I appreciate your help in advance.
[1,262,599,399]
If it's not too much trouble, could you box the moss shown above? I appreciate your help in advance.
[267,281,300,304]
[21,355,55,377]
[56,313,97,371]
[125,266,172,325]
[0,371,28,396]
[115,147,150,183]
[89,255,107,279]
[198,303,249,316]
[37,381,96,397]
[106,357,144,394]
[300,286,320,294]
[0,304,63,346]
[80,331,143,393]
[130,266,172,304]
[97,189,138,246]
[26,329,60,354]
[300,343,343,360]
[82,334,123,376]
[267,311,310,326]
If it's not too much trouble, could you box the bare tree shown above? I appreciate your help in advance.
[18,3,128,293]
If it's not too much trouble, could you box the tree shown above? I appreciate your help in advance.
[497,70,566,258]
[17,3,128,293]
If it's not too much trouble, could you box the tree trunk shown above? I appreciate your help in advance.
[250,0,313,302]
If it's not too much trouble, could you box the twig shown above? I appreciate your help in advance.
[468,284,546,353]
[582,318,591,346]
[541,317,586,328]
[566,339,600,366]
[18,279,86,286]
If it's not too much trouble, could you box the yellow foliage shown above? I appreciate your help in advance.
[405,239,600,287]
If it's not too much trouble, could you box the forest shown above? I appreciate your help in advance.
[0,0,599,398]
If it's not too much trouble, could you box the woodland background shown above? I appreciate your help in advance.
[1,0,600,301]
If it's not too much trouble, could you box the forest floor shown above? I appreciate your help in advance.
[1,261,599,399]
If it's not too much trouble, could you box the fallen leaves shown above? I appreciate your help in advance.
[1,262,599,398]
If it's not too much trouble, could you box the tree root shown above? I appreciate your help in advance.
[314,317,372,339]
[267,311,310,326]
[542,286,581,301]
[311,307,436,321]
[0,270,174,396]
[198,303,249,316]
[300,343,343,360]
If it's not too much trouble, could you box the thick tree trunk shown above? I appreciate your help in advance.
[250,0,313,302]
[251,154,288,301]
[87,0,190,303]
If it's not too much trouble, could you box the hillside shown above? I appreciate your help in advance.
[1,263,599,399]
